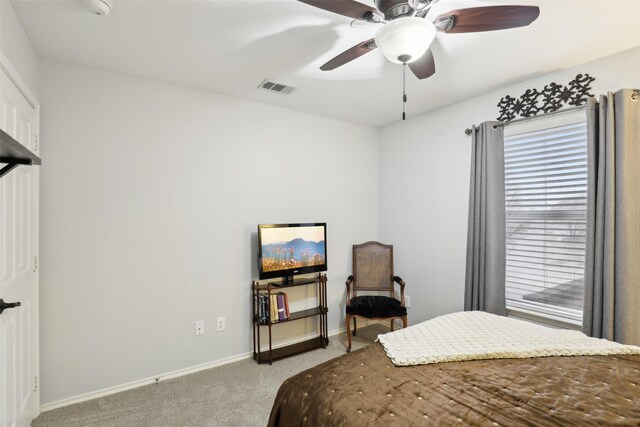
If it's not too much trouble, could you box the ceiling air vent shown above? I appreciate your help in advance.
[258,79,295,95]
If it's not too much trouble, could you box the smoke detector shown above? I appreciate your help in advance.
[84,0,113,16]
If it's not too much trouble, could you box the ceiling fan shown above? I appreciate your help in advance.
[299,0,540,80]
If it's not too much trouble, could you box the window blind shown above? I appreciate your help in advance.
[504,119,587,324]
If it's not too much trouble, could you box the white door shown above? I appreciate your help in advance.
[0,65,40,427]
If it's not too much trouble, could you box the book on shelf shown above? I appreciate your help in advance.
[261,295,269,324]
[270,294,277,323]
[256,294,269,325]
[276,293,286,321]
[284,292,290,318]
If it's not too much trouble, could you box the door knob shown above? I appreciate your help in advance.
[0,299,21,315]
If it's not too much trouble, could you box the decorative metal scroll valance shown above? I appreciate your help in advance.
[497,74,595,122]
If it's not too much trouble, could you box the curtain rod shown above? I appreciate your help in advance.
[465,105,587,136]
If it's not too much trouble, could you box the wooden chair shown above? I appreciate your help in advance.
[345,241,408,352]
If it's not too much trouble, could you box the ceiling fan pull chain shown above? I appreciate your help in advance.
[402,62,407,121]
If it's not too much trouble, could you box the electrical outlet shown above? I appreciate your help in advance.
[195,321,204,336]
[216,316,226,332]
[405,295,411,307]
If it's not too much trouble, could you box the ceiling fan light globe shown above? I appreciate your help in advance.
[375,17,436,64]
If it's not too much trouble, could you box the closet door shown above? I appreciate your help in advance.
[0,66,40,427]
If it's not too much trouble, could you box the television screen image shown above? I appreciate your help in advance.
[258,223,327,280]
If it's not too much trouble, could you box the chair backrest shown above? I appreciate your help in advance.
[352,241,394,295]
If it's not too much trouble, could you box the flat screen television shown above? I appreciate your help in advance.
[258,223,327,281]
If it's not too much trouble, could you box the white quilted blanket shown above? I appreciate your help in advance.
[378,311,640,366]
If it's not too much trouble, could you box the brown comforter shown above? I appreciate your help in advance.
[268,343,640,426]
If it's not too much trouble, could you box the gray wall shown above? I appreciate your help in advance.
[27,35,640,408]
[38,59,379,405]
[379,47,640,325]
[1,0,39,98]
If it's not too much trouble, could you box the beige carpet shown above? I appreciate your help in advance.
[33,324,387,427]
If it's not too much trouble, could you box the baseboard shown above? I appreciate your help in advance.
[39,350,253,412]
[40,321,378,412]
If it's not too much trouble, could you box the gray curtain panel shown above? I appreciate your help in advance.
[583,89,640,345]
[464,122,506,316]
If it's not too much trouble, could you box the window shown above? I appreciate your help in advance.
[504,111,587,325]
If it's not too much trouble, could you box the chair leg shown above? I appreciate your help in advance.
[353,316,357,336]
[390,319,395,331]
[402,315,408,329]
[345,314,352,353]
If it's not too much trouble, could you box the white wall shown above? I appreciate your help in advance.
[34,40,640,408]
[379,47,640,325]
[39,59,379,405]
[0,0,39,98]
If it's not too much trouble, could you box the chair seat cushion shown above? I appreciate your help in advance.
[346,296,407,318]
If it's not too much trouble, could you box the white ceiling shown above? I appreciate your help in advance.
[11,0,640,127]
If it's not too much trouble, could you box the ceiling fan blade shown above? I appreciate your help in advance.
[434,5,540,34]
[320,39,376,71]
[298,0,381,21]
[408,48,435,79]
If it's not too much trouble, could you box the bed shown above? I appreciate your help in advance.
[268,312,640,426]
